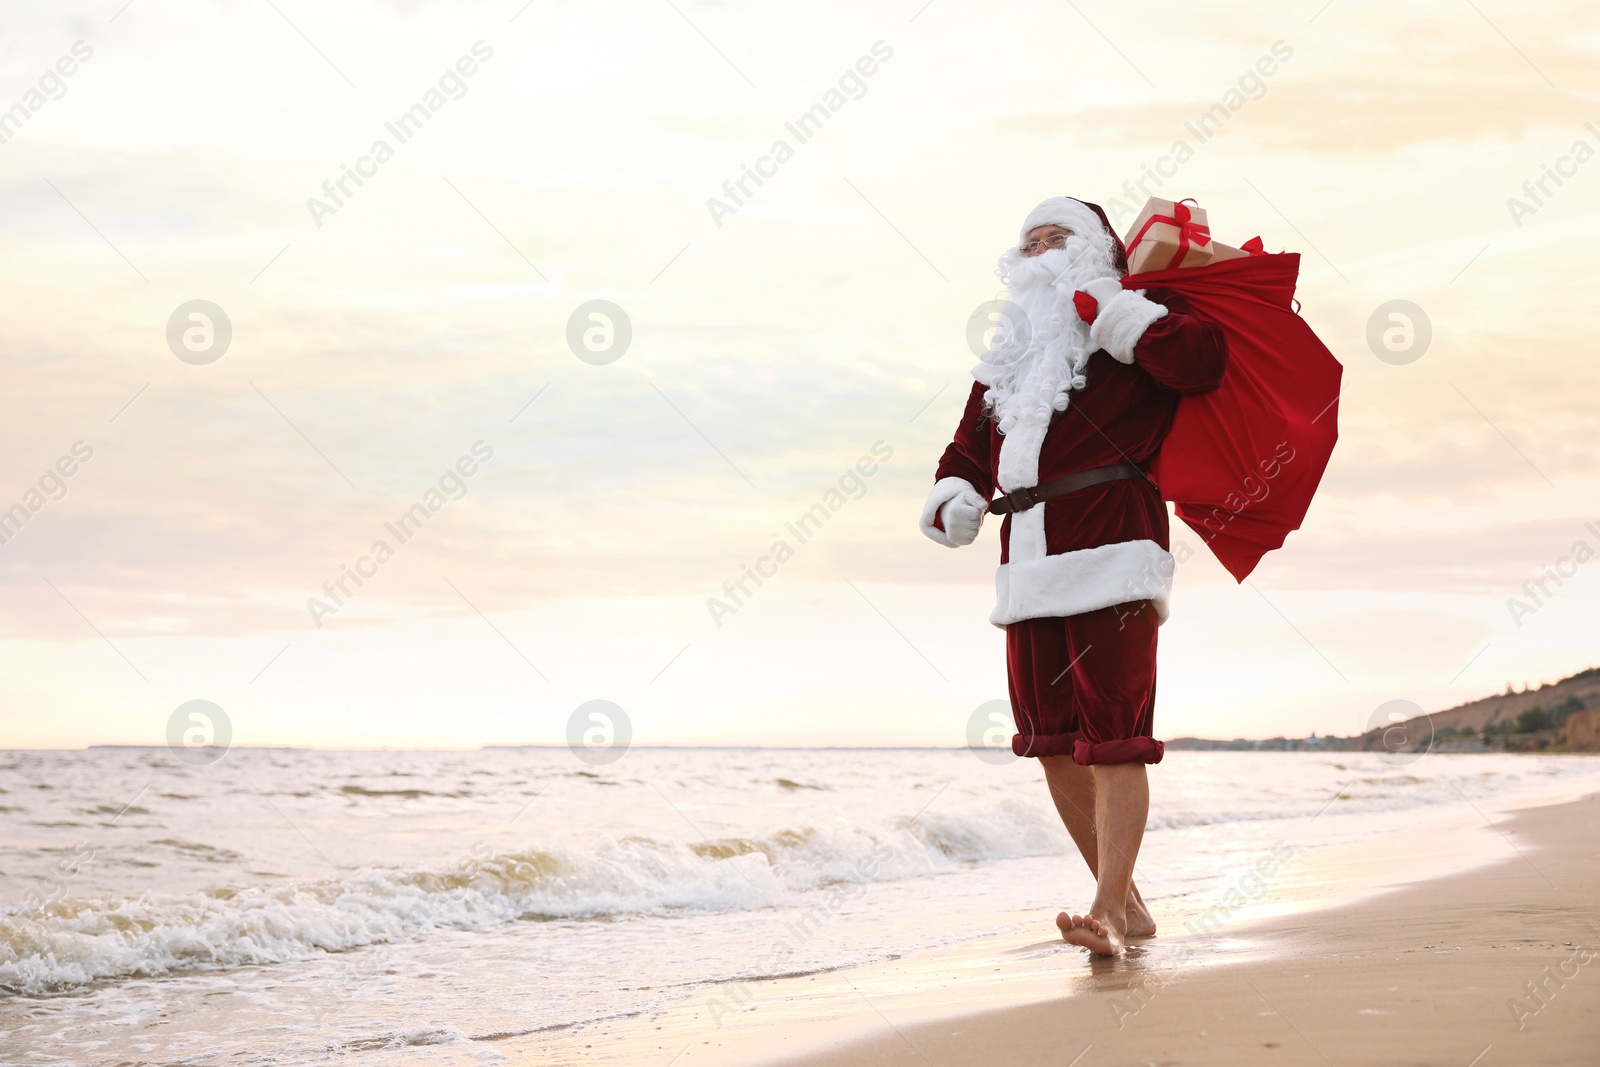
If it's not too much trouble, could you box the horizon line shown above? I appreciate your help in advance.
[0,735,1433,753]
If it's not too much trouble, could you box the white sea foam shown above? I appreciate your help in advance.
[4,747,1598,1015]
[0,799,1071,994]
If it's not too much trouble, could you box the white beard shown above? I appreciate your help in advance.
[974,236,1121,438]
[972,233,1121,505]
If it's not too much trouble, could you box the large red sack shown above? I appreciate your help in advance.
[1124,252,1342,582]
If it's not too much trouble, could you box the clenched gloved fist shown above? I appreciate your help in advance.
[919,477,987,549]
[1076,277,1125,322]
[938,487,988,547]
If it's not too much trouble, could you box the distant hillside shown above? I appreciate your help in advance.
[1421,667,1600,733]
[1168,665,1600,753]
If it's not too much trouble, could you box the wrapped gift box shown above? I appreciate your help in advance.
[1124,197,1213,273]
[1207,236,1266,263]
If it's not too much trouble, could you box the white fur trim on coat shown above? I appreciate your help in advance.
[989,539,1173,627]
[920,477,981,548]
[1008,503,1047,564]
[995,418,1047,496]
[1090,289,1167,364]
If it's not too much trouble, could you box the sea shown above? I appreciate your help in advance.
[4,746,1599,1065]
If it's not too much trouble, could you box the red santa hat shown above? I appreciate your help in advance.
[1018,196,1129,275]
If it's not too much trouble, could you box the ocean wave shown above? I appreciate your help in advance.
[0,799,1068,995]
[6,763,1569,996]
[1143,769,1557,832]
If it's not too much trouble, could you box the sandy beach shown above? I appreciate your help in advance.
[760,791,1600,1067]
[7,751,1598,1065]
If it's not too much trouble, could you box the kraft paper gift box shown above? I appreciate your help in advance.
[1123,196,1213,273]
[1206,236,1267,263]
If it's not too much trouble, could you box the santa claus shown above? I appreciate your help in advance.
[921,196,1227,955]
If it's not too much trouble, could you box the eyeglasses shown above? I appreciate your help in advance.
[1021,231,1072,256]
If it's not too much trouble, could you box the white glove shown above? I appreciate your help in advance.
[939,489,987,547]
[1080,276,1124,310]
[919,477,986,549]
[1089,287,1168,364]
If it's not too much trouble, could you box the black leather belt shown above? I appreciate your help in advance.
[987,462,1147,515]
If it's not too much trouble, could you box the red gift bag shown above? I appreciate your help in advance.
[1125,252,1342,581]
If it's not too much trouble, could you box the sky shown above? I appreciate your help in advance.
[1,0,1597,749]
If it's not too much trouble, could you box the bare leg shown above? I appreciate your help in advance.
[1040,756,1154,937]
[1057,762,1150,956]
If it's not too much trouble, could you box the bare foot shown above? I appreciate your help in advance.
[1125,894,1156,939]
[1056,910,1126,956]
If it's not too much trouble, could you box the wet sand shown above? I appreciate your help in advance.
[487,782,1599,1065]
[762,791,1600,1066]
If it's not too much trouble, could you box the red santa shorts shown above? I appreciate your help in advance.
[1006,599,1164,765]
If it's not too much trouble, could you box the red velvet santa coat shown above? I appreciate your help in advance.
[930,287,1227,625]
